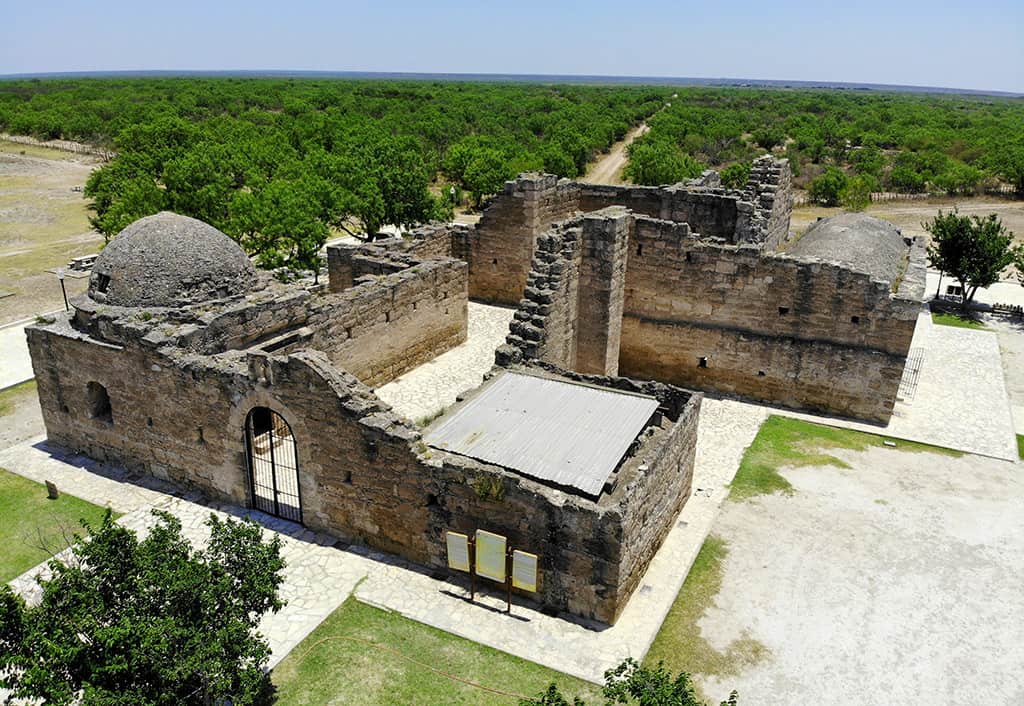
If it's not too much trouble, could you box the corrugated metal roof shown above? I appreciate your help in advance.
[424,372,658,497]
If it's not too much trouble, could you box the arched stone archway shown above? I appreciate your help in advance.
[244,407,302,523]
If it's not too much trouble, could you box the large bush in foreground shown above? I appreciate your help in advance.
[0,509,285,706]
[521,658,738,706]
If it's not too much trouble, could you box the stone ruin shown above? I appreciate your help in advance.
[26,155,925,624]
[398,155,926,422]
[28,212,700,624]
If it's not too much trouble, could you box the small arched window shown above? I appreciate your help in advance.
[86,381,112,423]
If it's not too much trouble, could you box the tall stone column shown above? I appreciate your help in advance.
[575,207,631,375]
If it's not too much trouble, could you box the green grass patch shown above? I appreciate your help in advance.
[1017,434,1024,460]
[729,415,962,501]
[931,311,987,329]
[272,597,601,705]
[644,536,767,680]
[0,380,37,417]
[0,467,116,581]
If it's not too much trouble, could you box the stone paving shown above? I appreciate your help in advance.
[2,394,768,683]
[1,441,369,670]
[777,310,1018,460]
[4,305,1020,684]
[375,301,515,423]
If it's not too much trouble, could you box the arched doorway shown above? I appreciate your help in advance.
[244,407,302,523]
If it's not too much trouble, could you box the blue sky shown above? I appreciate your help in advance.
[2,0,1022,93]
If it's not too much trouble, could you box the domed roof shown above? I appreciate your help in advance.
[788,213,909,284]
[88,212,258,307]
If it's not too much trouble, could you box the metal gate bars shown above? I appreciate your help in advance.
[245,407,302,523]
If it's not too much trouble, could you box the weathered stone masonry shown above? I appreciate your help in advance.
[28,213,699,624]
[496,176,925,423]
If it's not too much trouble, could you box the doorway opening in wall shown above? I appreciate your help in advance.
[244,407,302,523]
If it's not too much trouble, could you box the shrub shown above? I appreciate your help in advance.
[808,166,848,206]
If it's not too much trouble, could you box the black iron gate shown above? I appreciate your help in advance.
[245,407,302,523]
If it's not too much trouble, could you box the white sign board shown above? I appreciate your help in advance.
[475,530,507,582]
[445,531,470,572]
[512,550,538,593]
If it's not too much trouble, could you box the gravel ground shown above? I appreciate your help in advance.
[699,445,1024,705]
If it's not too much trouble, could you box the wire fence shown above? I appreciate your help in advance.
[794,184,1019,207]
[0,133,115,160]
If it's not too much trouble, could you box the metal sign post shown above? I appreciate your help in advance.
[56,268,69,311]
[469,535,476,602]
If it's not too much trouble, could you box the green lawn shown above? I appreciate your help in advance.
[272,597,602,705]
[0,467,115,581]
[644,536,767,680]
[931,311,987,329]
[1017,434,1024,460]
[728,415,962,501]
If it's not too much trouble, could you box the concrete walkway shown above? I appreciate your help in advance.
[777,310,1018,461]
[2,395,767,683]
[0,317,37,389]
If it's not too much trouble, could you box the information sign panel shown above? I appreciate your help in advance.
[511,550,538,592]
[445,531,470,572]
[475,530,507,582]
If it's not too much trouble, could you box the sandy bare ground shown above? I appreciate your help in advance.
[584,123,649,185]
[791,197,1024,243]
[700,446,1024,705]
[0,141,101,324]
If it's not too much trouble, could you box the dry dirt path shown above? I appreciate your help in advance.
[584,123,649,185]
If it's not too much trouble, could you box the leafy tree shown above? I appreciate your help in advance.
[462,147,512,206]
[520,659,738,706]
[719,162,751,190]
[751,127,784,152]
[887,164,927,193]
[841,175,873,211]
[0,509,286,706]
[925,209,1021,313]
[933,161,983,195]
[990,144,1024,194]
[808,166,848,206]
[624,139,704,186]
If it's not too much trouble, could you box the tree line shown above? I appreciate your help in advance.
[0,78,665,270]
[622,88,1024,205]
[3,79,1024,269]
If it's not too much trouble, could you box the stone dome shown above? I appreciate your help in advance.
[88,212,258,307]
[788,213,909,284]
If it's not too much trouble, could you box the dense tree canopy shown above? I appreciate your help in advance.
[0,509,285,706]
[2,78,1023,267]
[0,78,664,269]
[628,88,1024,194]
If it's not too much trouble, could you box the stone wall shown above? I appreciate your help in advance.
[469,156,793,305]
[573,209,631,376]
[28,306,699,623]
[307,257,468,387]
[503,209,924,422]
[470,174,579,304]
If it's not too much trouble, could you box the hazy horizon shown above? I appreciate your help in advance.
[2,0,1022,94]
